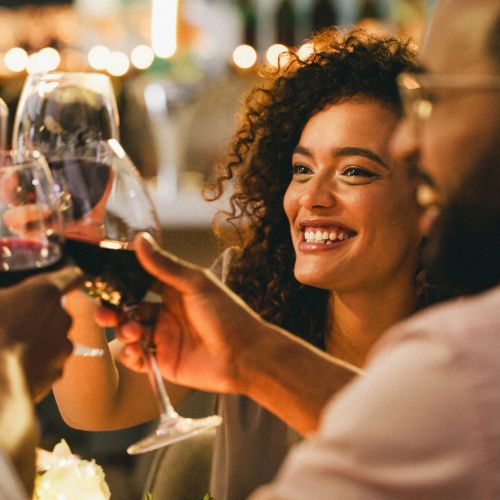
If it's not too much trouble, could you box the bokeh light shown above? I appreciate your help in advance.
[232,44,257,69]
[107,51,130,76]
[131,44,155,70]
[4,47,28,72]
[266,44,289,67]
[38,47,61,72]
[297,42,314,61]
[88,45,111,71]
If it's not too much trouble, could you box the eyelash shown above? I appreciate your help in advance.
[341,167,377,178]
[291,164,312,175]
[291,163,379,182]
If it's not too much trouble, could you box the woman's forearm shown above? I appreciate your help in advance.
[53,291,159,430]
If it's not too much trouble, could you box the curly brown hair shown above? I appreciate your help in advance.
[207,27,417,349]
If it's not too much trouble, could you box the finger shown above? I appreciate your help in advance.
[135,233,207,294]
[117,343,146,372]
[94,306,120,327]
[114,321,142,343]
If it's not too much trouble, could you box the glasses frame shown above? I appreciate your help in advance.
[397,71,500,128]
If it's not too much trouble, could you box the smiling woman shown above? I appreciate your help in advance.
[200,26,441,499]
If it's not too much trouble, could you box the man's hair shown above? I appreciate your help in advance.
[487,13,500,67]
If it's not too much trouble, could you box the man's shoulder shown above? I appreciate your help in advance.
[374,285,500,356]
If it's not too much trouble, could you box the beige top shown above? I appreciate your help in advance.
[208,248,301,500]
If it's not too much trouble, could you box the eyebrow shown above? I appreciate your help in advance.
[293,145,389,170]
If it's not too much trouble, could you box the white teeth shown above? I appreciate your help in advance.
[303,228,351,243]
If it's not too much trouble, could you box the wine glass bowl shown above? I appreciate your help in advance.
[13,71,119,157]
[56,139,159,308]
[0,150,64,287]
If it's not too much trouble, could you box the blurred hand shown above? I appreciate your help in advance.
[0,266,84,402]
[95,233,268,395]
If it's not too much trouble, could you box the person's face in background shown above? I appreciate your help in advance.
[391,0,500,293]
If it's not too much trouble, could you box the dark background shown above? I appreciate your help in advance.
[0,0,72,6]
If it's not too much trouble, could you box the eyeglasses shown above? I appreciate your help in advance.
[397,71,500,130]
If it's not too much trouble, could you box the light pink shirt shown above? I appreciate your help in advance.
[251,286,500,499]
[0,450,28,500]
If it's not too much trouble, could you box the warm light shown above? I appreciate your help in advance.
[38,47,61,72]
[232,44,257,69]
[152,0,178,58]
[107,51,130,76]
[27,53,44,74]
[266,44,289,67]
[4,47,28,72]
[297,43,314,61]
[88,45,111,71]
[131,44,155,70]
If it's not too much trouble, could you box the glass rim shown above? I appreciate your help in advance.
[25,70,112,81]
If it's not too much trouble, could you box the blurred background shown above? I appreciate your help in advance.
[0,0,435,498]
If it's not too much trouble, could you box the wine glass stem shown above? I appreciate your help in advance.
[144,346,179,419]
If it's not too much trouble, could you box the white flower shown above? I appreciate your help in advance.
[34,440,111,500]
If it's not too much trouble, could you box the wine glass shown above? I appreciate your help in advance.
[51,139,222,454]
[13,71,119,157]
[0,150,64,285]
[0,150,103,357]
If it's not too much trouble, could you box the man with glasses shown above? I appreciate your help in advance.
[105,0,500,497]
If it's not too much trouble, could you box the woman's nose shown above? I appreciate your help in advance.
[299,175,336,210]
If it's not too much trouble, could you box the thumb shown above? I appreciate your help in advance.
[134,232,206,294]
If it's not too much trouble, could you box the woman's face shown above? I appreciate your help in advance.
[284,98,422,294]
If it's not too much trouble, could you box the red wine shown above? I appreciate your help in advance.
[0,238,63,287]
[64,237,152,307]
[48,160,112,221]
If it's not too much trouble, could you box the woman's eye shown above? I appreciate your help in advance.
[291,164,312,175]
[342,167,376,178]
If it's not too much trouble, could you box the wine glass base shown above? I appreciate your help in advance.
[127,415,222,455]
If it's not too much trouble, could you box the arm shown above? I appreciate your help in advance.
[98,234,361,435]
[0,267,82,496]
[53,290,192,431]
[0,266,81,401]
[250,332,473,499]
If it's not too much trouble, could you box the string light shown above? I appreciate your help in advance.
[151,0,178,58]
[4,47,28,72]
[88,45,111,71]
[232,44,257,69]
[297,42,314,61]
[266,44,289,67]
[107,50,130,76]
[38,47,61,72]
[131,45,155,70]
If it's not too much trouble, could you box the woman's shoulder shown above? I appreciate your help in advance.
[209,246,241,282]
